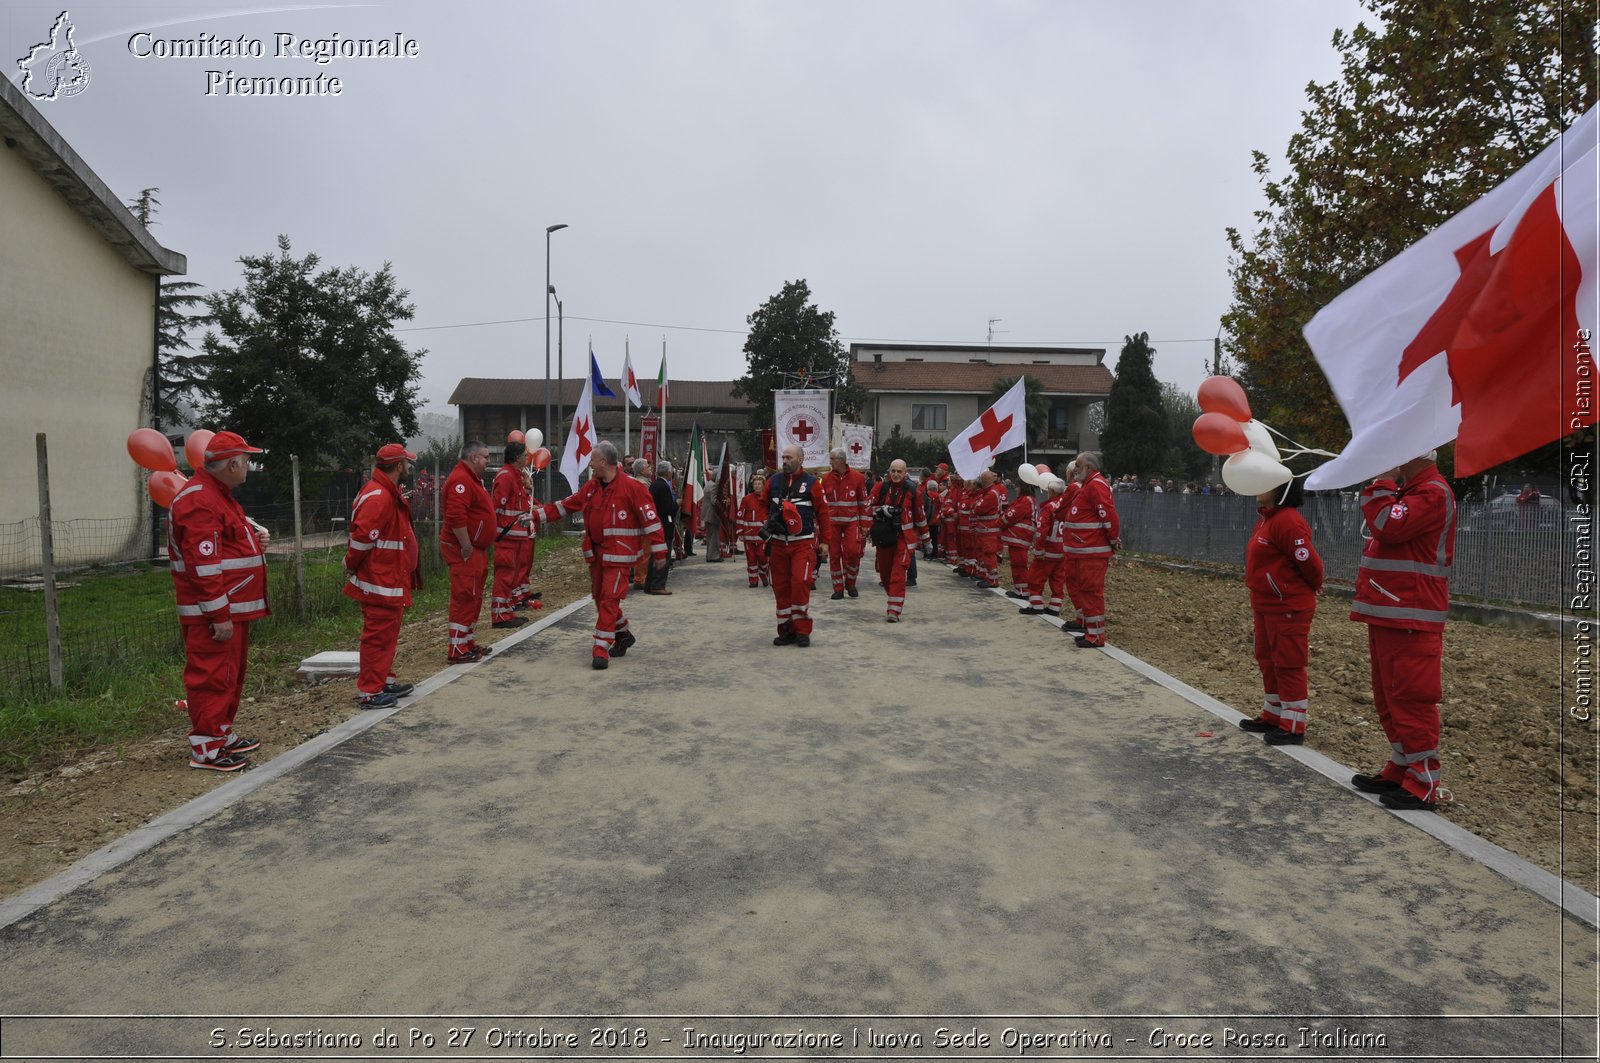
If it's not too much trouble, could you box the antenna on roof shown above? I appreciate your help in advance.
[986,317,1007,362]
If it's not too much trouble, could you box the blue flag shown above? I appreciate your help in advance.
[589,350,617,398]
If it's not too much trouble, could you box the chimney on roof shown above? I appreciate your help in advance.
[873,350,882,371]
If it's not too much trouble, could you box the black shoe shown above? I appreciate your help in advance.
[1351,773,1403,794]
[1006,590,1026,599]
[223,735,261,754]
[512,600,530,611]
[1062,622,1085,634]
[906,579,917,587]
[1238,717,1278,733]
[773,632,797,646]
[831,591,844,600]
[189,752,251,772]
[491,616,527,629]
[1073,636,1104,649]
[846,586,859,598]
[886,614,900,623]
[1019,606,1042,615]
[383,681,415,697]
[611,630,636,658]
[357,691,398,710]
[1379,789,1436,812]
[1263,730,1304,745]
[592,656,609,670]
[795,634,810,647]
[1042,608,1061,617]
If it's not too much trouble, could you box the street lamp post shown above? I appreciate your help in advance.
[550,285,564,450]
[543,223,568,500]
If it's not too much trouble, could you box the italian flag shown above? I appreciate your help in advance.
[657,353,669,411]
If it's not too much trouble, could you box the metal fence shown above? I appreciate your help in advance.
[1114,491,1572,610]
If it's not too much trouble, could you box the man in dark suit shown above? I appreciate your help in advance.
[647,460,678,594]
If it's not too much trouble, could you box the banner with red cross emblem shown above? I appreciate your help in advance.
[838,420,874,470]
[775,389,831,468]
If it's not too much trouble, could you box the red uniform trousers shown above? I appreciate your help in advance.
[1074,555,1110,644]
[446,552,488,660]
[744,537,769,586]
[590,563,634,660]
[1061,556,1085,625]
[769,540,816,636]
[358,603,405,696]
[1367,626,1444,801]
[957,528,974,574]
[514,539,536,603]
[875,542,912,617]
[1029,556,1068,611]
[973,533,1001,586]
[491,540,532,621]
[1006,545,1032,596]
[1252,609,1312,735]
[940,518,957,564]
[824,523,863,593]
[183,621,251,761]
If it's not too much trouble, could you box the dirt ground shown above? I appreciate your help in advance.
[2,550,1595,902]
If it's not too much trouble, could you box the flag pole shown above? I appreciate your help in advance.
[624,335,631,457]
[660,335,668,464]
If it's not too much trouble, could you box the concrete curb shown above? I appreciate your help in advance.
[982,581,1600,928]
[0,596,593,930]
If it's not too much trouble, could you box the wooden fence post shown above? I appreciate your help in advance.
[35,433,63,692]
[291,454,306,616]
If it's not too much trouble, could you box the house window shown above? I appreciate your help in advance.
[1051,406,1071,432]
[911,404,946,431]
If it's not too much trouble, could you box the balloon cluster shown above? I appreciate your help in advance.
[1191,377,1293,497]
[507,429,552,470]
[126,427,195,508]
[1017,461,1065,493]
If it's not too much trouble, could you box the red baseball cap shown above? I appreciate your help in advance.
[377,443,417,463]
[204,431,263,459]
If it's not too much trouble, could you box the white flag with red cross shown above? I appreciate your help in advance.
[1304,104,1597,488]
[950,378,1027,480]
[621,348,642,409]
[558,370,598,493]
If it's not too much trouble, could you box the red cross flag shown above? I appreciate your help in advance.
[620,348,642,409]
[950,377,1027,480]
[1304,104,1597,489]
[558,367,599,492]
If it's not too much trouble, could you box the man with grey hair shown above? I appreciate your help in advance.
[530,438,667,669]
[647,459,679,593]
[1061,451,1119,648]
[817,446,868,598]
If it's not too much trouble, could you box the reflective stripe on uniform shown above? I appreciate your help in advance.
[348,575,403,598]
[1350,601,1449,624]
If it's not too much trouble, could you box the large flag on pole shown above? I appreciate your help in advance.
[620,347,642,409]
[949,377,1027,480]
[680,421,704,537]
[1305,104,1598,488]
[657,351,669,411]
[588,347,617,399]
[558,368,598,493]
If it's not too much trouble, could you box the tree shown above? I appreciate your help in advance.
[733,279,866,431]
[126,187,214,427]
[877,426,950,473]
[1099,333,1168,478]
[1223,0,1595,466]
[199,235,424,495]
[417,433,461,473]
[1158,383,1212,483]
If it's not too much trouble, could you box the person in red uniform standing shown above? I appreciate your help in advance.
[167,430,269,771]
[968,469,1005,588]
[489,441,534,630]
[1349,451,1458,811]
[1237,475,1324,745]
[955,476,978,577]
[1000,481,1037,601]
[738,471,771,588]
[867,459,929,622]
[530,440,666,670]
[1022,476,1068,616]
[1063,452,1120,648]
[440,440,495,663]
[939,475,961,569]
[817,447,869,600]
[766,445,820,646]
[343,443,422,709]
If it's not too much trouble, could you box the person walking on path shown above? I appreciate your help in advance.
[818,448,869,600]
[867,459,929,622]
[739,471,771,588]
[344,443,422,709]
[167,430,270,772]
[766,445,820,647]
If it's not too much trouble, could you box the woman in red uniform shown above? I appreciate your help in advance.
[1238,475,1324,745]
[738,471,771,587]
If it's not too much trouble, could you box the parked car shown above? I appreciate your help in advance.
[1485,491,1560,531]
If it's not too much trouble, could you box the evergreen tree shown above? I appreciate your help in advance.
[126,187,215,427]
[1099,332,1168,477]
[733,279,866,430]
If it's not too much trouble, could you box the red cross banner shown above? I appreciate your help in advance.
[775,389,831,467]
[558,364,599,493]
[950,377,1027,480]
[1304,104,1597,488]
[840,421,874,470]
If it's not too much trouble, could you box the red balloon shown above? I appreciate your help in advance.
[183,429,214,471]
[127,427,177,473]
[147,470,187,508]
[1192,412,1250,455]
[1197,376,1252,422]
[1034,463,1051,476]
[507,429,525,444]
[530,447,552,471]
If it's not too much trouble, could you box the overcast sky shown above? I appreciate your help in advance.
[8,0,1367,419]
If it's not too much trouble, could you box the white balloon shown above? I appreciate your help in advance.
[1017,462,1040,486]
[1222,449,1292,496]
[524,428,543,451]
[1240,419,1280,462]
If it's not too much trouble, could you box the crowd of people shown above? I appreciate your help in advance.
[163,431,1460,813]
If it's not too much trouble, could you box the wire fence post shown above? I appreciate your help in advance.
[35,433,64,692]
[291,453,306,617]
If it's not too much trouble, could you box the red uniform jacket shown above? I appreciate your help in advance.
[1001,494,1037,549]
[167,468,270,625]
[737,491,766,543]
[537,473,667,566]
[492,463,533,542]
[817,468,869,538]
[343,471,419,607]
[1351,463,1456,632]
[1245,505,1323,613]
[970,482,1004,540]
[868,478,929,549]
[440,460,495,561]
[1063,473,1119,556]
[1033,493,1067,559]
